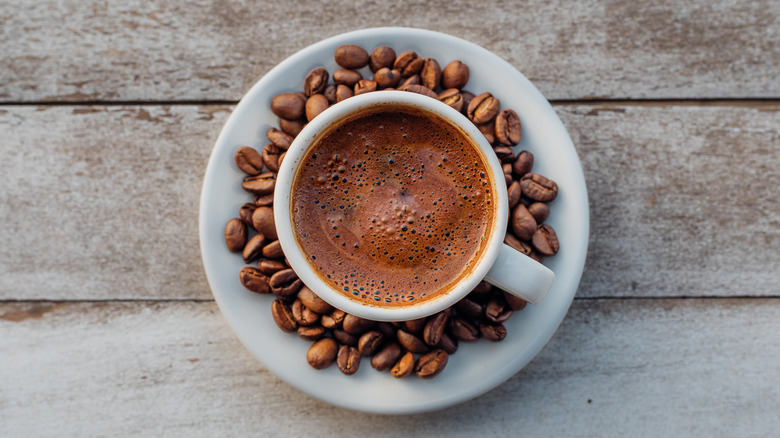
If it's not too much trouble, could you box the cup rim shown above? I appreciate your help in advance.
[273,91,508,321]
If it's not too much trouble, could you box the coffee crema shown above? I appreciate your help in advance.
[291,106,497,307]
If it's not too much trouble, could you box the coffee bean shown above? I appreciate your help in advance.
[399,74,420,89]
[471,280,493,299]
[242,173,275,195]
[297,286,334,314]
[415,349,448,379]
[393,51,423,76]
[391,352,415,378]
[467,92,500,124]
[333,69,363,87]
[271,299,297,332]
[438,88,464,112]
[375,322,396,339]
[261,144,281,172]
[493,146,515,163]
[403,317,427,334]
[261,239,284,259]
[503,291,528,311]
[495,109,522,146]
[239,266,271,294]
[234,146,264,176]
[504,233,534,257]
[485,295,513,324]
[257,258,287,276]
[520,173,558,202]
[437,332,458,355]
[321,308,346,329]
[512,204,537,241]
[333,328,358,346]
[371,342,402,371]
[448,317,480,342]
[460,90,475,115]
[242,234,266,263]
[370,45,396,72]
[532,223,560,256]
[266,128,294,150]
[292,299,320,326]
[401,83,438,99]
[253,192,274,207]
[342,313,375,335]
[476,121,496,145]
[357,330,385,356]
[335,84,353,102]
[307,338,338,370]
[305,94,329,122]
[279,118,306,138]
[420,57,441,89]
[527,202,550,223]
[270,92,307,120]
[480,322,507,342]
[224,218,247,252]
[373,67,402,89]
[423,311,449,346]
[239,203,257,228]
[298,325,326,342]
[512,150,534,177]
[337,345,361,375]
[354,79,377,95]
[397,329,429,354]
[454,297,483,319]
[508,181,522,209]
[441,60,470,89]
[335,44,369,69]
[269,268,302,300]
[250,206,276,241]
[303,67,329,96]
[323,84,337,104]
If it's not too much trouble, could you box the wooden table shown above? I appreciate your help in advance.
[2,1,779,435]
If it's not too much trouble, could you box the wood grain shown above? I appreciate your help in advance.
[0,104,777,300]
[1,0,778,102]
[2,299,778,436]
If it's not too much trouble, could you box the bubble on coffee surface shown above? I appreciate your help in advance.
[292,108,495,307]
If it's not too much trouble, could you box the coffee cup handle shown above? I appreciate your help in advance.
[484,244,555,305]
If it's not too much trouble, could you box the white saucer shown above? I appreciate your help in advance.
[199,27,589,414]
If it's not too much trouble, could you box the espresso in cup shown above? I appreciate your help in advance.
[291,105,498,307]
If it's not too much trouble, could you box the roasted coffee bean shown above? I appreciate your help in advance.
[239,203,257,228]
[305,94,329,122]
[269,268,302,299]
[449,317,479,342]
[511,204,537,241]
[335,44,369,69]
[494,146,515,163]
[393,51,424,76]
[303,67,329,96]
[335,84,353,102]
[508,181,522,209]
[239,266,271,294]
[503,292,528,311]
[270,92,307,120]
[242,173,275,195]
[277,152,286,168]
[298,325,326,341]
[423,312,449,346]
[415,349,448,379]
[460,91,475,115]
[480,322,507,342]
[520,173,558,202]
[402,83,438,99]
[234,146,264,176]
[357,330,384,356]
[254,192,274,207]
[333,328,358,346]
[397,329,429,354]
[257,258,287,276]
[307,338,338,370]
[476,121,496,145]
[467,92,500,124]
[472,280,493,297]
[441,60,470,89]
[343,313,375,335]
[438,88,464,112]
[261,144,281,172]
[251,206,277,241]
[271,299,297,332]
[370,342,402,371]
[261,239,284,259]
[437,332,458,354]
[333,68,363,87]
[292,299,320,326]
[495,109,522,146]
[454,297,483,320]
[321,308,346,329]
[532,224,560,256]
[370,45,396,72]
[337,345,361,375]
[485,295,513,324]
[391,352,415,378]
[375,322,396,339]
[242,234,266,263]
[225,218,247,252]
[512,150,534,177]
[373,67,402,88]
[403,317,427,334]
[266,128,294,150]
[399,74,420,88]
[297,286,334,314]
[527,202,550,223]
[279,118,306,138]
[420,57,441,89]
[354,79,377,95]
[504,233,534,257]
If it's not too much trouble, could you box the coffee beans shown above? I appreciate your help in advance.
[234,146,264,176]
[370,46,396,72]
[495,109,522,146]
[335,44,369,69]
[270,92,306,120]
[467,92,500,124]
[520,173,558,202]
[307,338,338,369]
[415,350,448,379]
[337,345,361,375]
[224,218,247,252]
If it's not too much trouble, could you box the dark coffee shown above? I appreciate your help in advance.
[291,105,497,307]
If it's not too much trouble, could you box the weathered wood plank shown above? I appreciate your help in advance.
[0,104,777,300]
[1,0,778,102]
[2,299,778,436]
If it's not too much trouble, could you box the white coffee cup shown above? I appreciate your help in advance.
[274,91,554,322]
